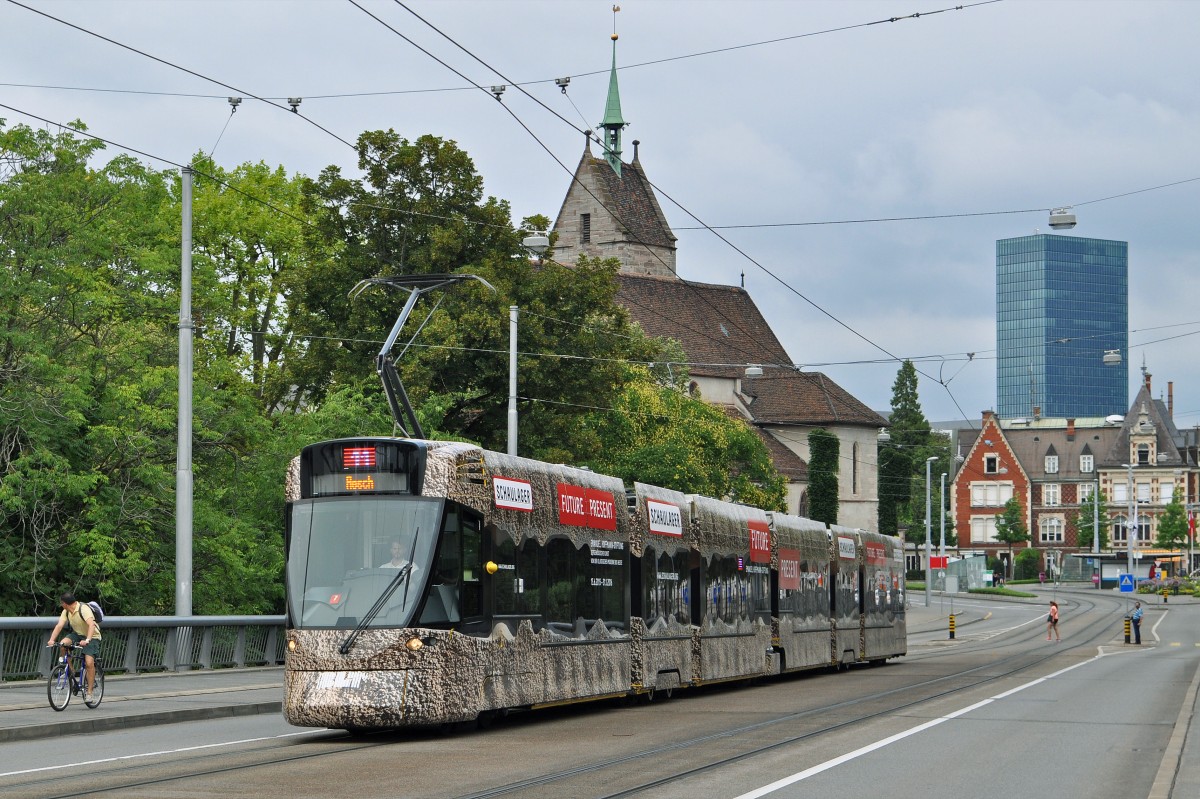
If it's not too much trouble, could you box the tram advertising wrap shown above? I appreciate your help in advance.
[282,437,906,732]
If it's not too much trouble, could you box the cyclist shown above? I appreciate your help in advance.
[46,592,102,702]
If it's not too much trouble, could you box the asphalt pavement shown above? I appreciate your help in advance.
[2,594,1195,799]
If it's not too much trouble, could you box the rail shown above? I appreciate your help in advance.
[0,616,286,681]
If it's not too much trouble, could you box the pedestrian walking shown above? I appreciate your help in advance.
[1046,600,1060,641]
[1131,601,1143,645]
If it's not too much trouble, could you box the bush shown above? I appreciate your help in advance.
[1014,548,1040,580]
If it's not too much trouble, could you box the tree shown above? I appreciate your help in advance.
[994,497,1030,580]
[1155,488,1189,553]
[585,370,786,510]
[808,428,840,525]
[1071,488,1111,551]
[878,360,933,537]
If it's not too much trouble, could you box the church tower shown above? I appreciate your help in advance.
[550,28,678,277]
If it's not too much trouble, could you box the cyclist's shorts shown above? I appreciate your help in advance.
[63,634,101,658]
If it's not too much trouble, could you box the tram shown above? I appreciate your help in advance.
[282,436,906,731]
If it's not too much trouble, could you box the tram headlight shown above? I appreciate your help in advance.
[405,637,424,652]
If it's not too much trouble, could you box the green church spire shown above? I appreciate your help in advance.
[601,30,625,176]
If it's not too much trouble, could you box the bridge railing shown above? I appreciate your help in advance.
[0,616,287,681]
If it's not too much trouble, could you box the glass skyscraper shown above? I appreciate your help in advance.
[996,234,1128,419]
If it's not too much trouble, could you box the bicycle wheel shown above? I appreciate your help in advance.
[47,664,71,711]
[84,666,105,708]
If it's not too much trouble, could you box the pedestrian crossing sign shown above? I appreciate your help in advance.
[1119,574,1135,593]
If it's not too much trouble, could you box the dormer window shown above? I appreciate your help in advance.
[1045,455,1059,474]
[1137,444,1151,465]
[1080,454,1094,473]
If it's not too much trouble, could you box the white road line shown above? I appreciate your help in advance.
[0,729,327,777]
[730,655,1102,799]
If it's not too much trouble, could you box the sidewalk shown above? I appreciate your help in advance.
[0,667,282,743]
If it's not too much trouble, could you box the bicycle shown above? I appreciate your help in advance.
[46,644,105,711]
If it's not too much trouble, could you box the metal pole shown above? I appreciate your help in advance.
[939,472,947,558]
[925,457,935,607]
[1094,477,1100,588]
[176,167,193,620]
[507,306,518,456]
[1127,464,1135,577]
[175,167,194,669]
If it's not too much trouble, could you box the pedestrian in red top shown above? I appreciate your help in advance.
[1046,600,1060,641]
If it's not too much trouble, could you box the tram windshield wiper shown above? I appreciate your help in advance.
[338,530,420,655]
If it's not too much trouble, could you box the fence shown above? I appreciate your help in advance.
[0,616,286,681]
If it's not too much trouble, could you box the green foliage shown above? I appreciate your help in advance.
[584,372,786,510]
[1014,547,1040,580]
[1071,488,1111,551]
[1155,488,1189,551]
[994,496,1030,579]
[879,360,953,543]
[968,587,1038,598]
[807,428,839,525]
[0,120,793,618]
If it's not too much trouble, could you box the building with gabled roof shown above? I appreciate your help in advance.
[547,34,886,528]
[952,372,1198,579]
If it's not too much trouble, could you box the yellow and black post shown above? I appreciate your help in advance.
[948,614,956,640]
[1162,587,1169,604]
[1124,615,1131,644]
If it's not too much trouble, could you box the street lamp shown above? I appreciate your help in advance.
[1093,475,1101,589]
[925,456,937,607]
[1123,463,1135,577]
[939,472,947,559]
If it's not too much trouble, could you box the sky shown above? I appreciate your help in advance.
[3,0,1199,430]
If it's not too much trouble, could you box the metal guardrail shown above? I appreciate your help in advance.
[0,616,287,681]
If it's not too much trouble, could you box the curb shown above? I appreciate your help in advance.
[0,701,282,744]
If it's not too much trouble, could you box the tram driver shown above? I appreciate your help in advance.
[379,538,410,569]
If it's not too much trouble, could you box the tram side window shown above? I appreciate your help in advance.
[491,531,542,619]
[546,537,574,625]
[575,539,624,628]
[641,547,690,628]
[704,555,749,625]
[748,564,770,624]
[544,537,627,633]
[460,514,482,618]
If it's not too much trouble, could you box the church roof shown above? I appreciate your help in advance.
[615,274,886,428]
[584,154,676,250]
[616,273,789,377]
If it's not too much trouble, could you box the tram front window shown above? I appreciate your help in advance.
[288,496,442,629]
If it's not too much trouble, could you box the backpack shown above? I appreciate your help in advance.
[84,600,105,624]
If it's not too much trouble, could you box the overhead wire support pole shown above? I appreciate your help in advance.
[508,306,518,456]
[175,166,194,668]
[350,274,496,439]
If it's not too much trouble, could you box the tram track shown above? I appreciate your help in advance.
[456,591,1128,799]
[5,592,1129,799]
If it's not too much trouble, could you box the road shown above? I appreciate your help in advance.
[2,588,1196,799]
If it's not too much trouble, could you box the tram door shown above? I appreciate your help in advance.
[418,503,484,632]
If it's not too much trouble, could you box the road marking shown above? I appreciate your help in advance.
[731,655,1102,799]
[0,729,327,777]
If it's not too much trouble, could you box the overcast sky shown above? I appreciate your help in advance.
[3,0,1199,430]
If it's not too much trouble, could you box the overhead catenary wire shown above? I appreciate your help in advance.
[11,0,1195,434]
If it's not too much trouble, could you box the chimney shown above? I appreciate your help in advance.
[1066,418,1075,440]
[632,139,641,162]
[1168,382,1174,418]
[1033,405,1041,421]
[1145,371,1152,392]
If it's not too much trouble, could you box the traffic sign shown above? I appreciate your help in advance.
[1119,574,1135,593]
[930,556,948,569]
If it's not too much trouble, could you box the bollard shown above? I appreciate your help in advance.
[1162,588,1168,604]
[949,613,956,640]
[1124,616,1131,644]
